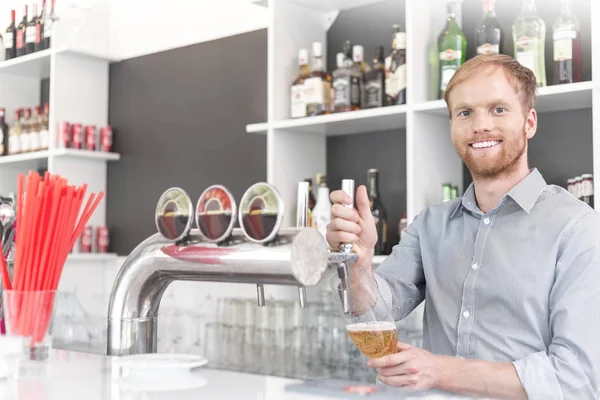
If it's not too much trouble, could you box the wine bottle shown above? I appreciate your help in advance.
[368,169,388,255]
[5,10,16,60]
[16,5,28,57]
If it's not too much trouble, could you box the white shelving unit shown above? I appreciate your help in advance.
[247,0,600,226]
[0,2,117,230]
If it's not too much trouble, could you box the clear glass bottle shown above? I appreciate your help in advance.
[438,0,467,99]
[8,109,22,155]
[513,0,547,87]
[351,45,366,110]
[553,0,581,84]
[386,28,407,105]
[305,41,332,116]
[364,46,386,109]
[20,108,32,153]
[290,49,310,119]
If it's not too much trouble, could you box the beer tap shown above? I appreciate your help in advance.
[296,181,310,308]
[337,179,355,314]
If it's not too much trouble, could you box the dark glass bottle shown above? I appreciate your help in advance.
[475,0,503,55]
[553,0,581,84]
[25,4,38,55]
[0,108,7,156]
[367,169,388,255]
[364,46,386,109]
[5,10,16,60]
[304,178,317,227]
[16,5,28,57]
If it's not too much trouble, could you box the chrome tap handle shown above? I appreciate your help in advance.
[257,284,265,307]
[295,181,310,308]
[339,179,355,254]
[338,179,355,313]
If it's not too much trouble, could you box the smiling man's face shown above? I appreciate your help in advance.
[448,65,536,180]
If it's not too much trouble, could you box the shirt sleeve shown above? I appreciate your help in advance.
[374,211,426,321]
[512,210,600,400]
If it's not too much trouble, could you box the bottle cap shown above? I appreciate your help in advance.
[336,52,345,67]
[298,49,308,65]
[353,45,364,62]
[312,41,323,57]
[582,174,593,179]
[395,32,407,49]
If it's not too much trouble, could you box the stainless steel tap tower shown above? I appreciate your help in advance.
[107,181,358,356]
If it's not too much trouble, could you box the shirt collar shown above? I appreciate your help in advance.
[450,168,547,218]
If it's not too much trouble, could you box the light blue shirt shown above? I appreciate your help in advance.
[375,169,600,399]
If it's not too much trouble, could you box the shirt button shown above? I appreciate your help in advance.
[483,218,490,225]
[472,263,478,270]
[463,311,470,319]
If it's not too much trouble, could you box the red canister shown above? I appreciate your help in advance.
[85,125,97,151]
[97,226,109,253]
[100,126,113,152]
[71,123,83,150]
[58,122,71,148]
[80,225,93,253]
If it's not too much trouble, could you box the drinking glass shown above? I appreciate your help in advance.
[329,267,398,384]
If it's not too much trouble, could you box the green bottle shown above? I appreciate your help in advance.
[438,0,467,99]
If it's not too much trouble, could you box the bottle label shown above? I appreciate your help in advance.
[364,80,383,108]
[516,50,535,72]
[351,76,361,106]
[29,132,40,152]
[304,77,324,105]
[439,49,462,62]
[333,76,350,107]
[553,30,576,62]
[20,132,30,152]
[440,66,457,91]
[290,84,306,118]
[26,26,36,44]
[36,24,42,44]
[386,64,406,100]
[45,20,53,38]
[8,135,19,154]
[583,180,594,197]
[40,129,49,149]
[477,43,499,55]
[16,31,23,49]
[4,32,14,49]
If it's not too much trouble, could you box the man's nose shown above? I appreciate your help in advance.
[472,112,494,134]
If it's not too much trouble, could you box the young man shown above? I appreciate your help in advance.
[326,54,600,399]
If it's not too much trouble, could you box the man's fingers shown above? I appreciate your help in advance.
[355,185,373,221]
[377,362,419,377]
[331,204,359,222]
[379,374,419,388]
[397,342,412,351]
[367,349,414,368]
[326,230,359,245]
[330,190,353,206]
[328,218,361,235]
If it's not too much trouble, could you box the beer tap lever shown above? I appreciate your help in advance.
[296,181,310,308]
[338,179,355,314]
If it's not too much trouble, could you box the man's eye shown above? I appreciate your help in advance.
[459,111,471,117]
[494,107,505,114]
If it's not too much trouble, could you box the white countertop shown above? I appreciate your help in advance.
[0,350,479,400]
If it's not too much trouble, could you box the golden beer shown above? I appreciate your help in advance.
[346,321,398,359]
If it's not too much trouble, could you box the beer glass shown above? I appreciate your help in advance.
[329,266,398,382]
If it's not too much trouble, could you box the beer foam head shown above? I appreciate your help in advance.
[346,321,396,332]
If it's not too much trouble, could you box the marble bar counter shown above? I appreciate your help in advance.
[0,350,487,400]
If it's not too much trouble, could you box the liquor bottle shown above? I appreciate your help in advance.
[304,178,316,227]
[475,0,503,55]
[0,30,4,62]
[43,0,58,50]
[312,173,331,239]
[35,0,45,52]
[451,186,458,199]
[367,169,388,255]
[513,0,547,87]
[0,108,7,156]
[5,10,16,60]
[333,52,352,113]
[20,108,32,153]
[351,45,366,110]
[16,5,28,57]
[581,174,594,208]
[438,0,467,99]
[386,29,407,105]
[553,0,581,85]
[305,42,332,116]
[364,46,386,109]
[8,109,22,155]
[30,106,41,152]
[290,48,310,119]
[26,4,38,55]
[40,103,49,150]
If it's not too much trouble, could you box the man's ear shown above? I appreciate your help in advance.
[525,108,537,140]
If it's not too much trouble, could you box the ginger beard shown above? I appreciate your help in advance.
[455,123,528,180]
